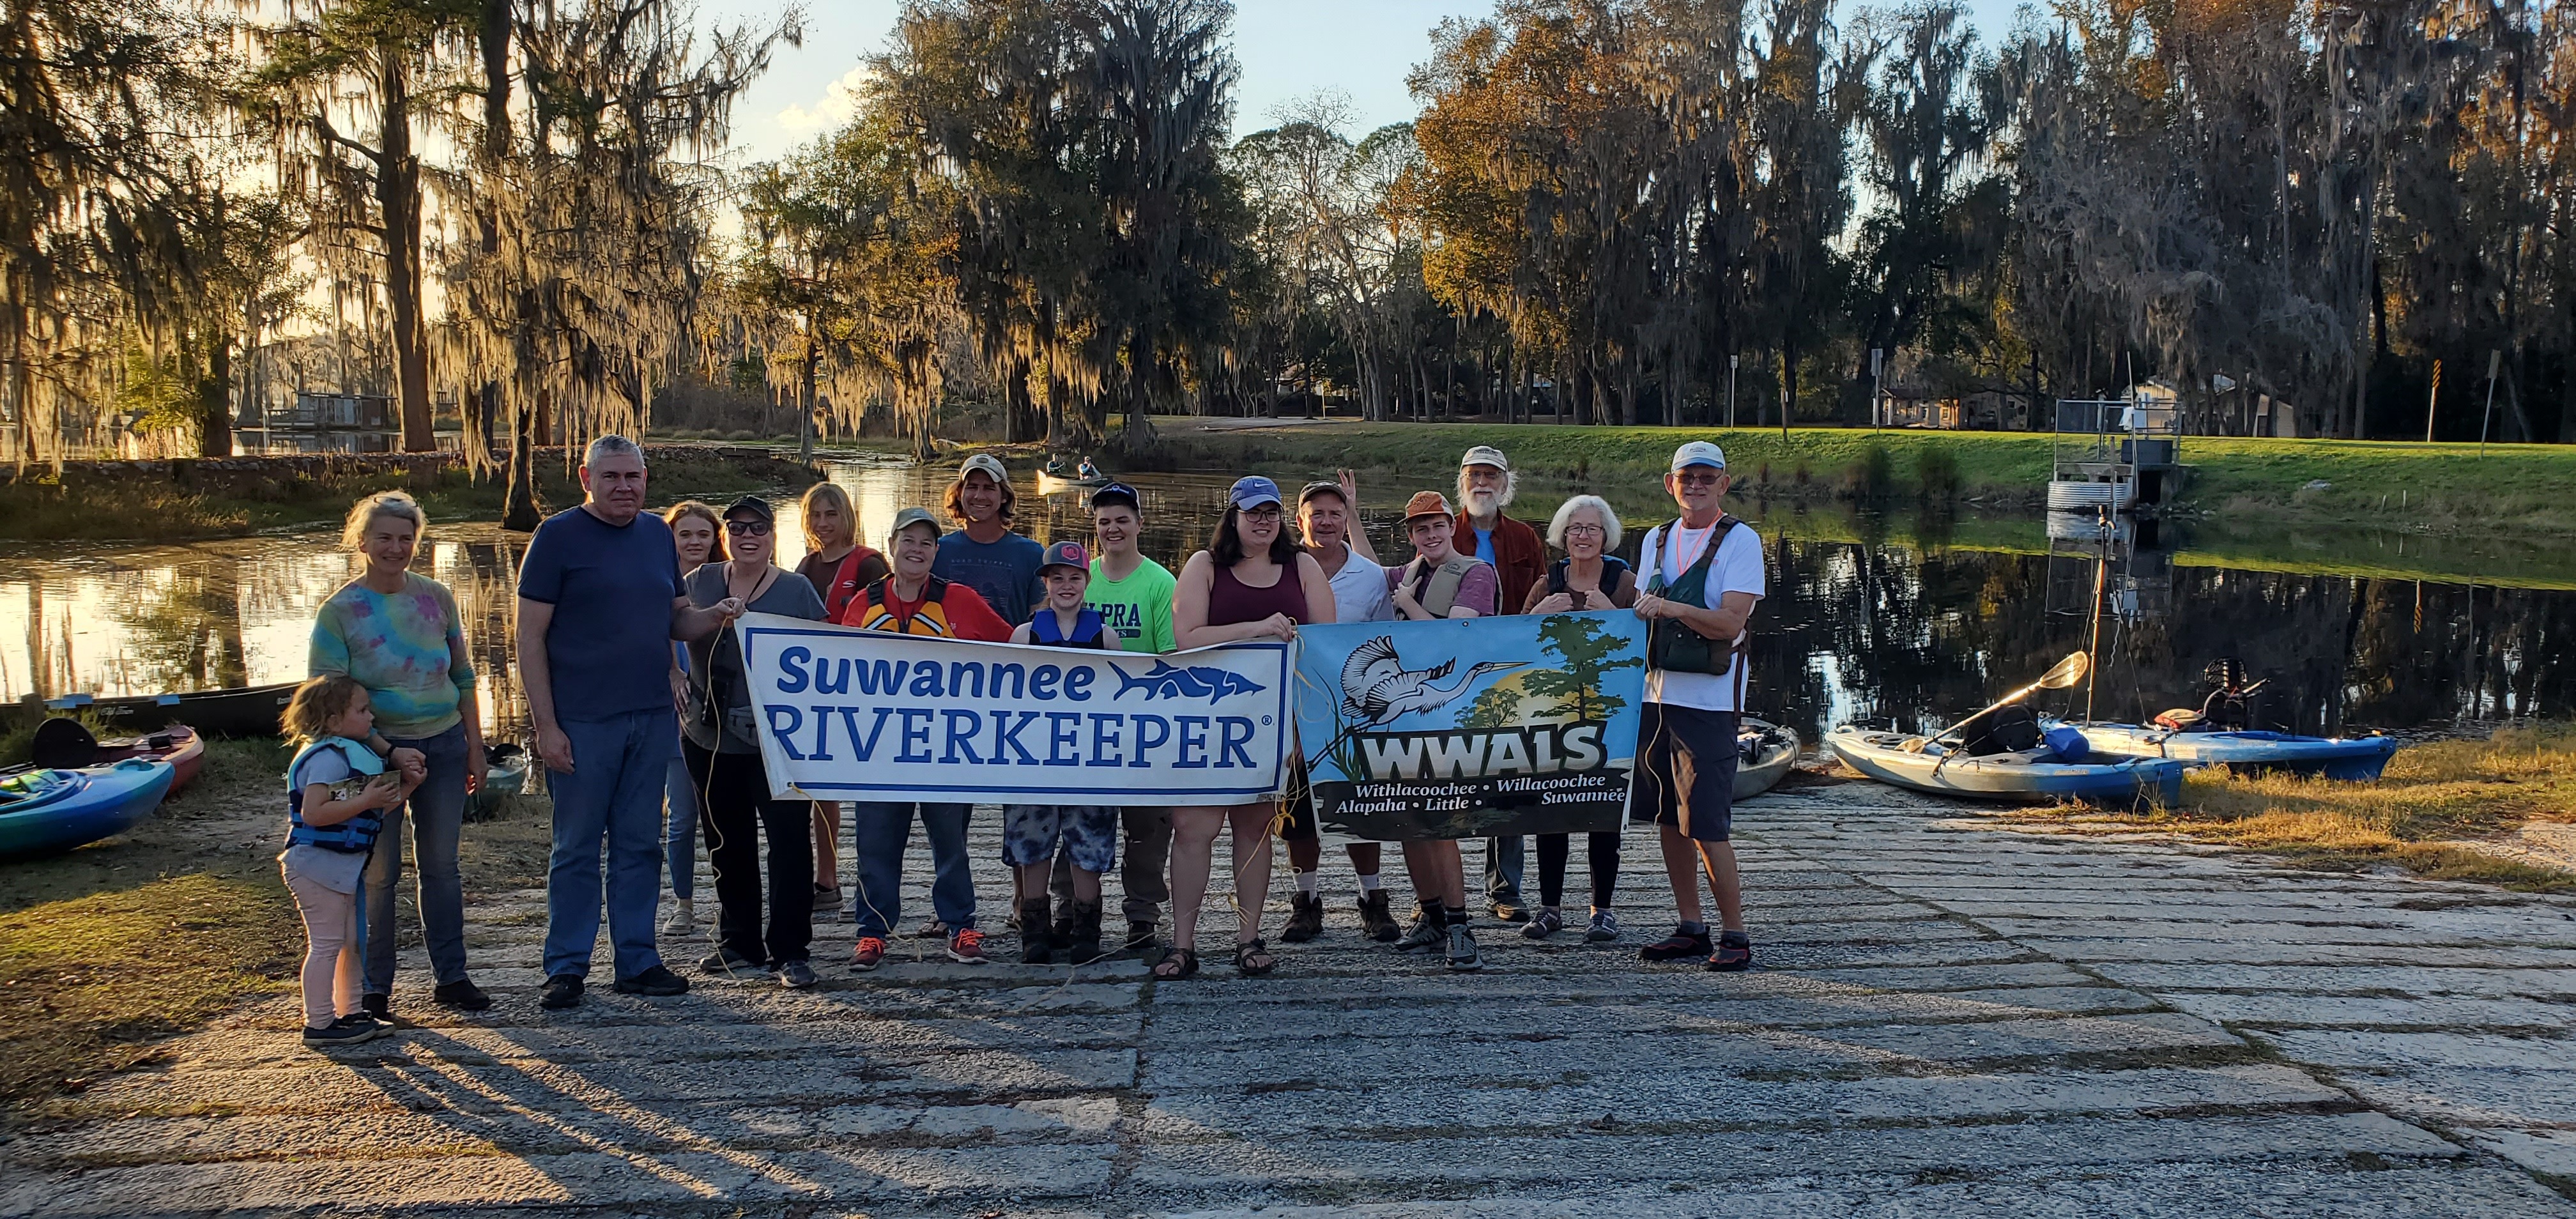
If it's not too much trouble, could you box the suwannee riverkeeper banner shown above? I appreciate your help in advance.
[1290,611,1649,841]
[736,613,1292,806]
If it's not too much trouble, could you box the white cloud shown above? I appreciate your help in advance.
[776,65,873,135]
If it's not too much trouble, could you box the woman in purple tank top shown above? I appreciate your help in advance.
[1160,477,1335,979]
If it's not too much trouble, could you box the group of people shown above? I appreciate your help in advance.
[273,434,1763,1046]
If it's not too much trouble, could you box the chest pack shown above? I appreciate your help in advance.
[1643,518,1749,678]
[286,737,388,854]
[1403,554,1480,618]
[1029,606,1107,648]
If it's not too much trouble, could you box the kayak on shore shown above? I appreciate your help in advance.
[0,758,178,861]
[1736,717,1800,801]
[1826,725,2186,808]
[44,682,296,739]
[2057,721,2400,780]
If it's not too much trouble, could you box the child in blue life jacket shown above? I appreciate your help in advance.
[1004,540,1121,965]
[280,675,417,1048]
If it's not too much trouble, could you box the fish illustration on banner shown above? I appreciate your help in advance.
[735,613,1292,806]
[1292,611,1649,841]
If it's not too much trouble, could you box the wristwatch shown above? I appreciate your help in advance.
[366,732,394,759]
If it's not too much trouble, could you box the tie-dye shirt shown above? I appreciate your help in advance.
[309,573,477,739]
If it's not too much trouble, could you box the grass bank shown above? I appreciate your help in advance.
[1993,723,2576,888]
[1141,421,2576,539]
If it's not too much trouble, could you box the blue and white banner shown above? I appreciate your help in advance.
[737,613,1292,806]
[1291,611,1649,841]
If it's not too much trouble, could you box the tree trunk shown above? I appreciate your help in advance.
[378,52,433,454]
[1781,343,1799,436]
[503,387,543,531]
[798,338,818,463]
[197,338,232,457]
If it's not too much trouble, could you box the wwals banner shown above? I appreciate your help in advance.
[737,613,1292,806]
[1291,611,1648,841]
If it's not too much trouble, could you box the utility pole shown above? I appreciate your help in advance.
[1869,348,1883,430]
[1726,354,1738,429]
[2425,358,2442,442]
[2479,349,2502,453]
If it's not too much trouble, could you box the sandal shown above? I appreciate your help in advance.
[1151,946,1199,979]
[1234,937,1275,977]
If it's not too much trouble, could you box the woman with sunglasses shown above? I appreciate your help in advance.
[677,495,829,988]
[1158,477,1335,979]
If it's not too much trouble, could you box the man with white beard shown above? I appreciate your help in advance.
[1452,445,1545,923]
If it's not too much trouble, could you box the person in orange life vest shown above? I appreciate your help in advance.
[1004,540,1121,965]
[836,506,1008,970]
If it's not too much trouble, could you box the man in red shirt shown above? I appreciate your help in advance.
[1454,445,1542,922]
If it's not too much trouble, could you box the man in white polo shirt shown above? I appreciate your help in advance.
[1631,441,1765,971]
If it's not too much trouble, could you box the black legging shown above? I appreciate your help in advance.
[682,740,813,967]
[1535,831,1620,910]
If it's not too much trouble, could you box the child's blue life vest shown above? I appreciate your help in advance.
[286,736,388,854]
[1029,606,1107,648]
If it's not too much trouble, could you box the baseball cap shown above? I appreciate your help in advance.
[1671,441,1728,471]
[958,453,1008,484]
[1298,479,1347,505]
[721,494,774,523]
[1089,482,1140,511]
[1227,476,1284,510]
[889,505,943,539]
[1460,445,1510,471]
[1402,490,1453,522]
[1039,539,1091,572]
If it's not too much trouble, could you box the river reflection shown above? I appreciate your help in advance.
[3,456,2570,746]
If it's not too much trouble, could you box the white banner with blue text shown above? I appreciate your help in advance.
[737,613,1293,806]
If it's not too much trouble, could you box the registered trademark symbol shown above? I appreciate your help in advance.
[1261,716,1272,725]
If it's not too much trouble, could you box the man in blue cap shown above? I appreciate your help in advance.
[1631,440,1765,972]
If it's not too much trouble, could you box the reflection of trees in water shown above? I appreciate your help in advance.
[439,537,530,738]
[111,562,249,694]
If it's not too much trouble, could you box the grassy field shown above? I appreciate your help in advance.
[1989,723,2576,888]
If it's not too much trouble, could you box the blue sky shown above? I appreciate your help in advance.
[711,0,2035,167]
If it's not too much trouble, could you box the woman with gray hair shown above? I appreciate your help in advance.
[1518,494,1636,944]
[309,489,491,1014]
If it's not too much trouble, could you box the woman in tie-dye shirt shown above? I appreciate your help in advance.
[309,491,491,1016]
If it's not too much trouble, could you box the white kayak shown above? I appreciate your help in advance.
[1735,717,1800,801]
[2060,722,2399,780]
[1827,726,2185,807]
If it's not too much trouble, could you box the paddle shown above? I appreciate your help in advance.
[1935,652,2092,747]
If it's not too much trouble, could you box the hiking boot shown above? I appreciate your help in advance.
[947,928,988,964]
[699,946,762,976]
[360,992,391,1021]
[1124,920,1160,956]
[660,898,697,938]
[1521,907,1565,940]
[1019,898,1056,965]
[433,979,491,1011]
[1639,926,1713,963]
[1584,910,1623,943]
[812,884,842,914]
[1356,890,1400,942]
[1282,892,1325,943]
[302,1015,387,1049]
[775,959,820,989]
[539,974,585,1009]
[1394,905,1445,954]
[1708,930,1754,973]
[852,936,888,972]
[1066,900,1107,965]
[1446,924,1484,971]
[613,965,690,996]
[1052,899,1077,947]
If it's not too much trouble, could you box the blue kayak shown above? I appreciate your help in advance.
[2064,723,2400,780]
[1827,726,2186,807]
[0,759,178,861]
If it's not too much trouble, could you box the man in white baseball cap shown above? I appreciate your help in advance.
[1453,445,1544,923]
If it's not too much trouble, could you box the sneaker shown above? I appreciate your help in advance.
[1640,926,1713,963]
[1446,924,1484,971]
[661,898,697,938]
[360,992,390,1021]
[1521,908,1565,940]
[1490,900,1531,924]
[776,959,820,988]
[1708,930,1754,972]
[852,936,888,972]
[1394,907,1445,954]
[699,946,762,976]
[613,965,690,996]
[946,928,988,964]
[1282,892,1324,943]
[539,974,585,1009]
[302,1015,387,1048]
[433,979,491,1011]
[1584,910,1622,943]
[1356,890,1400,942]
[813,884,842,914]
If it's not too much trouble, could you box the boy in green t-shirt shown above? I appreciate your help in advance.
[1056,482,1177,954]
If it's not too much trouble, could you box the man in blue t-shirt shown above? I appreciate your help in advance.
[932,454,1044,624]
[516,435,744,1009]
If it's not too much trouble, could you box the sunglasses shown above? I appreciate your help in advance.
[1675,471,1724,487]
[724,520,772,535]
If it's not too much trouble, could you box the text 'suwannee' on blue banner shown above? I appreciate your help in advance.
[1291,611,1648,840]
[738,613,1292,806]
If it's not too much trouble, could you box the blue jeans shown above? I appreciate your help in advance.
[542,710,675,979]
[848,802,976,938]
[664,755,699,901]
[1485,835,1526,905]
[364,723,471,993]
